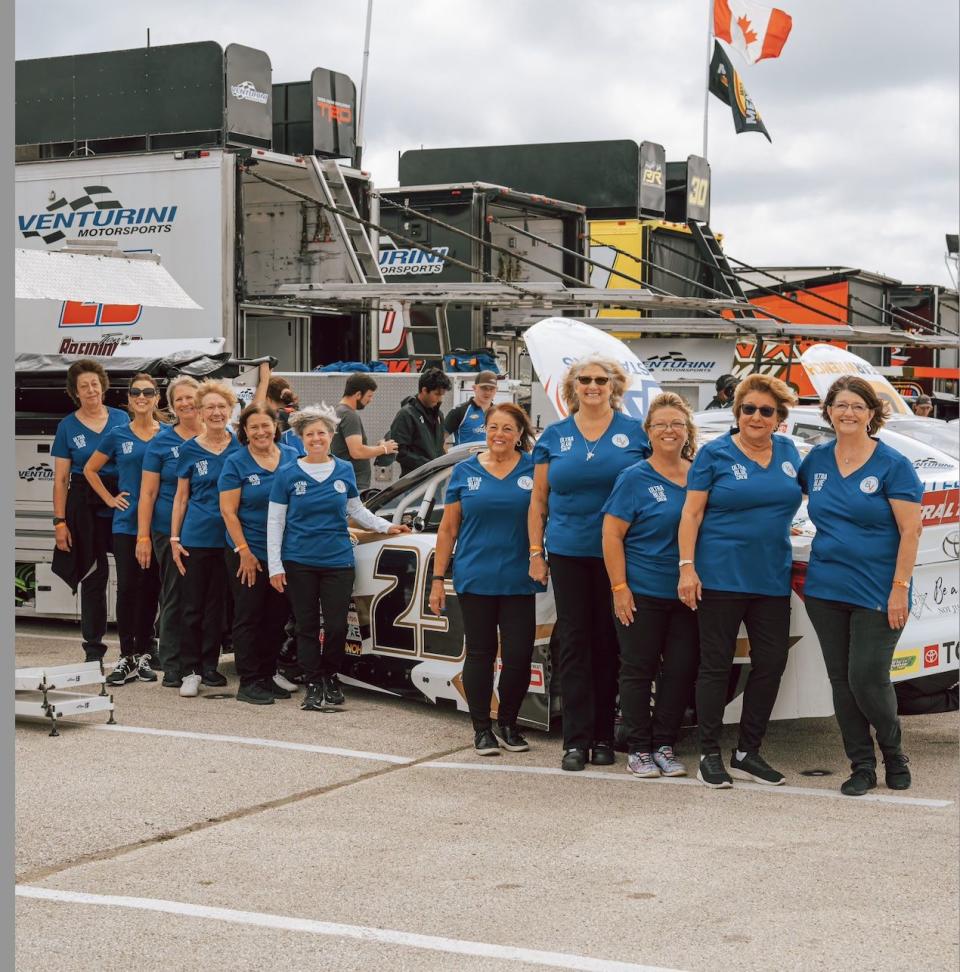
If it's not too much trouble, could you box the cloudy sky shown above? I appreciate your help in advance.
[16,0,959,288]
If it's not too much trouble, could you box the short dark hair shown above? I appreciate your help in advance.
[344,373,378,397]
[821,376,889,435]
[237,402,281,445]
[419,368,452,393]
[66,359,109,404]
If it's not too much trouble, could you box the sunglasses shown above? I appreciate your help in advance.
[740,403,776,417]
[128,387,158,399]
[576,375,609,386]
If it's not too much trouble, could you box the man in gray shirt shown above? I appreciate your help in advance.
[331,373,397,495]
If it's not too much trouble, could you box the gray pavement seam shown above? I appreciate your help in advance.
[15,740,473,886]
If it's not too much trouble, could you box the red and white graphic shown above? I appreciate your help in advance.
[714,0,793,64]
[923,645,940,669]
[920,489,959,527]
[59,300,142,328]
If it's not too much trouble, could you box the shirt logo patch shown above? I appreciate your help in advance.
[812,472,828,492]
[467,477,482,491]
[121,441,134,455]
[196,460,209,476]
[247,474,261,486]
[648,484,667,503]
[294,480,308,496]
[72,434,87,449]
[517,476,534,490]
[333,480,347,493]
[171,446,180,459]
[612,433,630,448]
[559,436,574,453]
[781,461,797,478]
[731,463,748,481]
[859,476,880,494]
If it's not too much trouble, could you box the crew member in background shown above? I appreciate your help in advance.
[84,374,165,687]
[798,376,923,796]
[385,368,452,476]
[705,374,739,411]
[51,360,129,664]
[136,375,203,688]
[443,370,500,446]
[529,355,651,773]
[331,373,398,498]
[678,374,802,789]
[267,405,410,713]
[430,403,545,756]
[266,375,300,433]
[912,394,934,417]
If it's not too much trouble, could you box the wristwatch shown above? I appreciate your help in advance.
[52,517,66,526]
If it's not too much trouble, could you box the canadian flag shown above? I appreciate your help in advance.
[714,0,793,64]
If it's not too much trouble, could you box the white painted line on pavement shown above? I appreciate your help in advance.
[90,723,413,765]
[16,630,119,646]
[16,886,684,972]
[418,761,955,809]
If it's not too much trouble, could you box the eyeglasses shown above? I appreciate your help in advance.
[649,421,687,432]
[129,388,158,399]
[740,403,776,417]
[576,375,609,386]
[831,402,868,414]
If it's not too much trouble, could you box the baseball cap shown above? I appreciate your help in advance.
[475,370,499,388]
[715,374,738,393]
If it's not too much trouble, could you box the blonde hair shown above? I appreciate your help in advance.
[560,354,629,414]
[643,392,697,461]
[165,375,200,422]
[733,373,796,423]
[289,403,340,438]
[195,379,238,410]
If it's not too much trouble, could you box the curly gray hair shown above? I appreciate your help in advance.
[289,403,340,438]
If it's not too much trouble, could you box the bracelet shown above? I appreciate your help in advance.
[679,559,694,568]
[611,582,628,593]
[136,536,151,543]
[892,579,911,589]
[430,574,445,582]
[529,550,544,560]
[529,545,543,553]
[234,543,249,554]
[170,536,181,543]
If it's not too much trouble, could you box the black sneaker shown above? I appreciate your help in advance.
[697,753,733,789]
[301,683,326,711]
[162,671,182,688]
[201,670,228,688]
[561,747,587,772]
[146,653,162,671]
[237,683,275,705]
[106,656,139,686]
[729,750,785,786]
[590,741,616,766]
[474,729,501,756]
[884,754,911,790]
[136,654,158,682]
[841,768,878,797]
[262,678,292,700]
[495,725,529,752]
[322,674,345,706]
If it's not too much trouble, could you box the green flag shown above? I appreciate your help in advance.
[709,40,772,142]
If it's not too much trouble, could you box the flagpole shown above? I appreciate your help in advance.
[702,0,713,158]
[355,0,374,168]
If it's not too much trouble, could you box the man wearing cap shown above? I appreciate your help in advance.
[706,374,739,411]
[443,371,500,446]
[912,394,934,417]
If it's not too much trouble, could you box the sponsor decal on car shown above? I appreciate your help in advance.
[890,650,920,677]
[921,489,959,526]
[923,644,940,668]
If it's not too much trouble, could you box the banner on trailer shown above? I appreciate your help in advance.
[638,141,666,217]
[224,44,273,145]
[800,344,912,415]
[312,68,357,160]
[630,338,732,383]
[523,317,661,420]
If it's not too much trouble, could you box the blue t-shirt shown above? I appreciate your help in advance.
[269,457,359,569]
[532,412,650,558]
[52,407,129,476]
[688,431,803,596]
[280,428,306,455]
[95,423,164,536]
[218,444,300,561]
[798,440,924,612]
[444,453,545,596]
[176,435,241,548]
[142,425,194,535]
[452,401,487,446]
[602,460,687,600]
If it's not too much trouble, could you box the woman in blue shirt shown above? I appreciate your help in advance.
[798,376,923,797]
[135,375,204,687]
[602,393,700,780]
[84,373,165,686]
[429,403,545,755]
[219,403,299,706]
[268,405,410,713]
[170,381,242,698]
[678,374,802,789]
[528,356,651,772]
[50,359,129,663]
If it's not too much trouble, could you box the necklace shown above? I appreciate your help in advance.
[578,413,612,461]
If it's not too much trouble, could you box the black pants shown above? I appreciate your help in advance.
[179,546,227,677]
[549,553,620,751]
[113,533,161,657]
[806,595,904,771]
[458,592,535,732]
[79,516,114,660]
[284,561,355,684]
[695,590,791,755]
[225,549,290,687]
[152,531,183,676]
[616,593,700,752]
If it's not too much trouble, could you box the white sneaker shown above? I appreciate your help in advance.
[273,672,298,693]
[179,672,202,698]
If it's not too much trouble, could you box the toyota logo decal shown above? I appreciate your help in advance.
[943,530,960,560]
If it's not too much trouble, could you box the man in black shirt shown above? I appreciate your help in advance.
[706,374,739,410]
[330,373,398,495]
[386,368,452,476]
